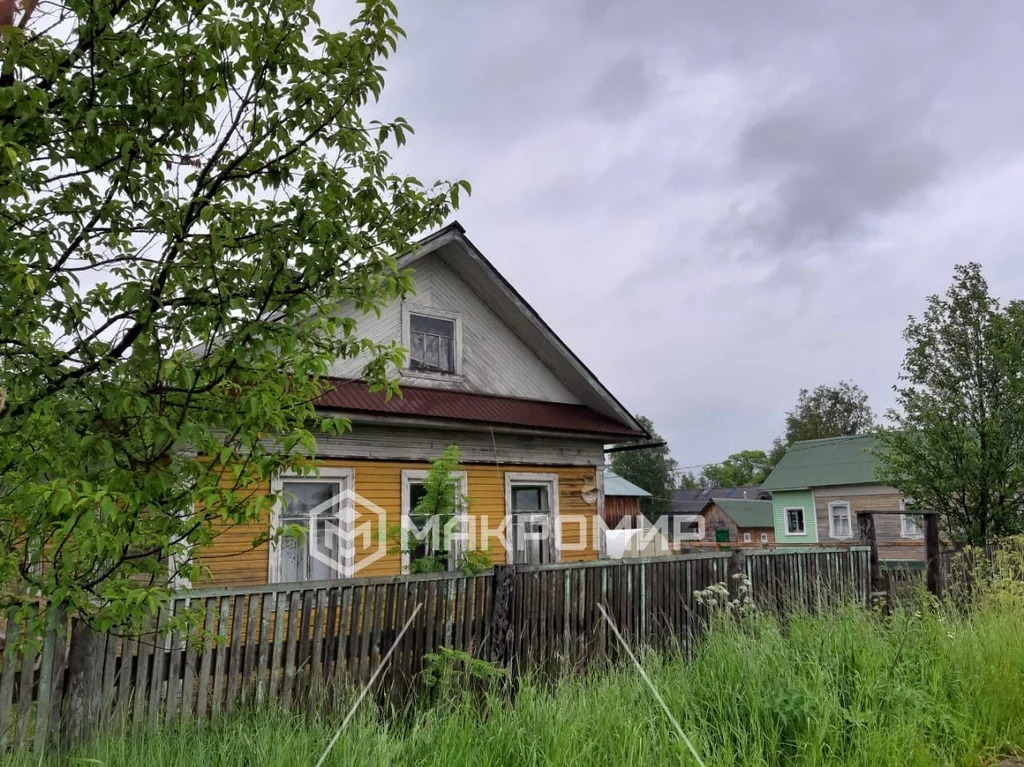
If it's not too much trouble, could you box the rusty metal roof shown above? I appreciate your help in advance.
[315,378,643,437]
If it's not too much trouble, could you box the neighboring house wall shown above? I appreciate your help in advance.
[327,256,581,404]
[814,485,925,561]
[604,496,640,529]
[703,504,739,541]
[772,489,819,544]
[199,459,601,587]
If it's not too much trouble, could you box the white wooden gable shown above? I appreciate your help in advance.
[328,223,641,431]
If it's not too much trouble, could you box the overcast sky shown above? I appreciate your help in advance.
[322,0,1024,472]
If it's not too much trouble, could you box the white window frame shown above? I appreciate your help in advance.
[742,532,752,544]
[827,501,853,540]
[900,498,925,539]
[269,467,354,583]
[504,472,560,565]
[760,532,769,544]
[401,469,469,574]
[401,304,463,378]
[784,506,807,536]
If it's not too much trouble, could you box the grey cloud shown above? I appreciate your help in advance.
[584,55,655,122]
[737,111,946,248]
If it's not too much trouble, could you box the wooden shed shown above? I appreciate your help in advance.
[602,470,652,529]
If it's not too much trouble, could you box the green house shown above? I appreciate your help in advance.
[761,435,923,559]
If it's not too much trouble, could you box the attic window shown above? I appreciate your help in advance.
[409,313,455,373]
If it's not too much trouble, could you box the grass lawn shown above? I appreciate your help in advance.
[18,584,1024,767]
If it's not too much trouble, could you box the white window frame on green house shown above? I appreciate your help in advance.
[827,501,853,539]
[900,498,925,539]
[742,532,752,543]
[400,468,468,574]
[784,506,807,535]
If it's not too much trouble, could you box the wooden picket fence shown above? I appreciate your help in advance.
[0,547,870,754]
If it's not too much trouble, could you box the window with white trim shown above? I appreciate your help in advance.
[760,532,769,544]
[743,532,752,544]
[401,469,467,573]
[828,501,853,539]
[900,498,924,538]
[271,469,352,583]
[785,507,806,535]
[506,473,559,565]
[409,313,456,374]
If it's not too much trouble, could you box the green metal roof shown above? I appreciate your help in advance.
[761,434,881,491]
[705,498,774,528]
[604,470,651,497]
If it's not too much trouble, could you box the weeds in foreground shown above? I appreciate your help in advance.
[12,597,1022,767]
[15,546,1024,766]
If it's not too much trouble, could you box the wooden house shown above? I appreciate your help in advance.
[699,498,775,546]
[761,435,926,562]
[195,223,647,586]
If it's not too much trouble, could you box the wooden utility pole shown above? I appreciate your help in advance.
[857,512,883,604]
[924,513,941,598]
[489,565,517,673]
[727,548,747,602]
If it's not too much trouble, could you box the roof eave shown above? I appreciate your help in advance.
[315,407,641,441]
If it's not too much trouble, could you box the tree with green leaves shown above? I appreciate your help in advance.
[0,0,466,631]
[694,383,875,490]
[610,415,678,519]
[701,450,774,488]
[782,381,874,445]
[876,264,1024,545]
[390,446,490,575]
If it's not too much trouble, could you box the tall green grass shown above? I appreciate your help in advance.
[16,591,1024,766]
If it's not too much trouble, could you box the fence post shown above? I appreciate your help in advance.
[924,513,941,599]
[727,548,747,602]
[857,512,883,605]
[489,565,517,674]
[62,616,106,748]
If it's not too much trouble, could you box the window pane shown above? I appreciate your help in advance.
[411,314,454,337]
[512,517,549,565]
[279,529,306,582]
[425,334,440,368]
[407,481,441,568]
[439,335,453,372]
[787,509,804,533]
[831,505,850,537]
[410,333,426,365]
[409,482,428,513]
[512,486,548,513]
[281,481,339,518]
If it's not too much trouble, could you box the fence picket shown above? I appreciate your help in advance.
[13,627,37,750]
[0,613,21,751]
[195,599,218,723]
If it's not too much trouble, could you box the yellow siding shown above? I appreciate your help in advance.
[197,461,600,587]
